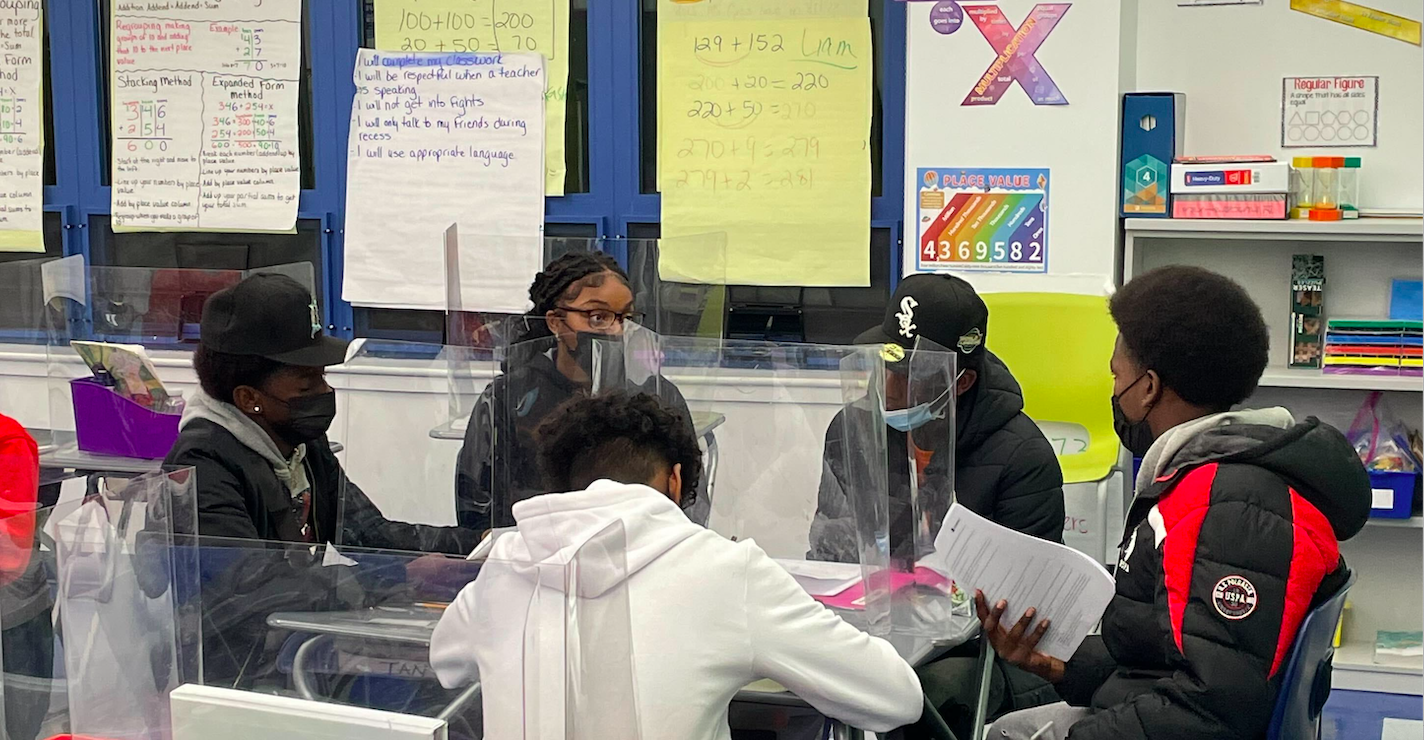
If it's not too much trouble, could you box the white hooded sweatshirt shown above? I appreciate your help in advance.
[430,480,923,740]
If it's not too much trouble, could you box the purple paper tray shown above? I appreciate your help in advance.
[70,377,182,459]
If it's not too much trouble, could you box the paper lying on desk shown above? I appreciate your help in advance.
[926,503,1115,661]
[772,558,862,597]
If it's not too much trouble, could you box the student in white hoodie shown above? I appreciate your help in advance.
[430,391,924,740]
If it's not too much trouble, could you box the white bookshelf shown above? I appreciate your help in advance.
[1124,217,1424,697]
[1366,517,1424,530]
[1334,644,1423,696]
[1123,217,1423,241]
[1257,367,1421,393]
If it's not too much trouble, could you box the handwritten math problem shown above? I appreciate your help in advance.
[110,0,302,231]
[374,0,569,194]
[658,13,873,286]
[0,0,44,250]
[343,50,546,313]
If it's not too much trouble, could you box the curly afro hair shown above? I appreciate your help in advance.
[536,391,703,509]
[193,341,286,404]
[1110,265,1269,411]
[520,252,631,342]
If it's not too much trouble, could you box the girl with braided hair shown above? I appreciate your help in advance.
[455,252,698,532]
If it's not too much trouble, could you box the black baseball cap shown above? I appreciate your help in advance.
[855,274,988,365]
[200,273,349,367]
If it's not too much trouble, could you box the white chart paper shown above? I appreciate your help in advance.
[0,0,44,251]
[926,503,1115,661]
[342,50,546,312]
[1282,75,1379,148]
[110,0,302,231]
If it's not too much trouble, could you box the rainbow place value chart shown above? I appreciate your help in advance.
[915,167,1050,274]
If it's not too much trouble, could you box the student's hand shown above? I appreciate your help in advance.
[975,590,1066,683]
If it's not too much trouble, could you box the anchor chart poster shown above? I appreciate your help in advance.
[915,167,1049,274]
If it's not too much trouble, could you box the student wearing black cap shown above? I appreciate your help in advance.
[811,273,1065,558]
[166,273,478,554]
[811,274,1066,739]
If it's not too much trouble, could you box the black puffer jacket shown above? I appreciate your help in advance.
[810,351,1065,561]
[167,420,478,553]
[1057,413,1371,740]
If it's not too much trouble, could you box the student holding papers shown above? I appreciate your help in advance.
[432,392,924,740]
[812,275,1065,738]
[454,252,699,531]
[976,267,1371,740]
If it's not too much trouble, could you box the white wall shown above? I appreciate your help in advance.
[903,0,1137,295]
[1135,0,1423,211]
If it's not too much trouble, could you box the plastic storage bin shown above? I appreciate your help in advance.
[1291,156,1315,218]
[1368,470,1418,519]
[1339,157,1361,219]
[1311,156,1343,210]
[71,377,182,459]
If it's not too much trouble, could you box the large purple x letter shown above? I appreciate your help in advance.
[962,3,1070,106]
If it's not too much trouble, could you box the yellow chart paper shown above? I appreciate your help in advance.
[655,0,863,174]
[658,17,872,286]
[375,0,570,194]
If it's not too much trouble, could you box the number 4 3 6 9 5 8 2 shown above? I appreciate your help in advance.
[922,240,1043,262]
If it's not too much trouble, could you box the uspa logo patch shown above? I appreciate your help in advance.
[1212,575,1258,620]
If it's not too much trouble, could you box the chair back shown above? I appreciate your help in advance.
[981,292,1118,484]
[1266,570,1357,740]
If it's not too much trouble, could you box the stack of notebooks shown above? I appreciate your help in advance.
[1324,319,1423,377]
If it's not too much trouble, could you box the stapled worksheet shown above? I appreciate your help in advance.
[927,503,1115,661]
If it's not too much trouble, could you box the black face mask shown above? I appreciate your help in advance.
[570,331,620,382]
[1111,373,1156,458]
[267,390,337,448]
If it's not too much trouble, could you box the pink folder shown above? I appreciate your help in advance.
[812,567,952,611]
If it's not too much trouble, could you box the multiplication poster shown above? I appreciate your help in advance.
[915,167,1049,274]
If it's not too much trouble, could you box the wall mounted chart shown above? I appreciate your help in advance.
[915,167,1049,274]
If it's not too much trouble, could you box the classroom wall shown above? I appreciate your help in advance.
[902,0,1138,295]
[1135,0,1424,211]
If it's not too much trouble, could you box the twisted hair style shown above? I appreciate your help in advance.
[519,252,631,342]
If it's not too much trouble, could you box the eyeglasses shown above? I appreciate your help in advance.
[555,306,645,331]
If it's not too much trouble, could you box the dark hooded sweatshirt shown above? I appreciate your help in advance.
[1056,410,1371,740]
[455,343,699,531]
[810,350,1066,562]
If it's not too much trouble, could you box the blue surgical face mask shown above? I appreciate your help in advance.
[885,404,941,432]
[883,371,962,432]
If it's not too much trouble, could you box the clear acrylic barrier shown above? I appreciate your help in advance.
[0,466,198,740]
[438,235,727,455]
[440,234,728,353]
[331,338,484,553]
[39,256,316,458]
[0,255,55,341]
[172,523,637,739]
[889,337,967,638]
[588,330,971,641]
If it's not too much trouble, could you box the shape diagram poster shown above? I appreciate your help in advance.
[1282,75,1379,148]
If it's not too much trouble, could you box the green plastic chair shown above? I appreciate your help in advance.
[982,292,1120,559]
[963,293,1119,740]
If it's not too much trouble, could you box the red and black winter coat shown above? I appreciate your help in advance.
[1057,416,1371,740]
